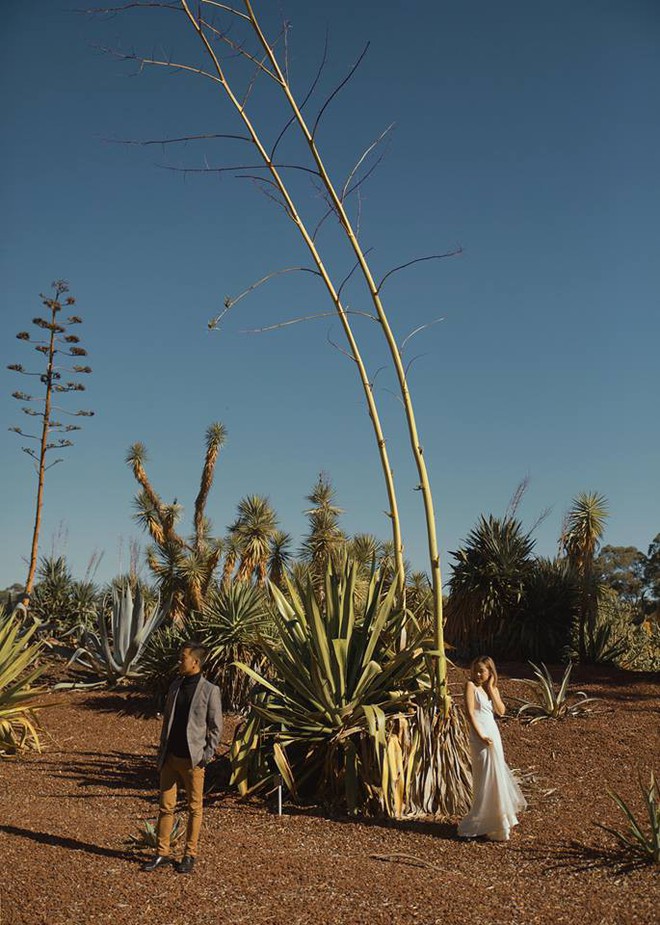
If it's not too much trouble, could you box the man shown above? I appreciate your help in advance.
[143,642,222,874]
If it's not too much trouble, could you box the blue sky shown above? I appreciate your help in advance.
[2,0,659,588]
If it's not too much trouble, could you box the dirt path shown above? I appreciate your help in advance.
[1,665,658,925]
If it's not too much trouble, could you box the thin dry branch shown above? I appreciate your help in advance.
[400,317,444,352]
[239,308,377,334]
[341,123,395,201]
[201,0,250,22]
[270,26,329,160]
[376,248,463,294]
[529,506,552,535]
[337,247,374,300]
[94,44,223,84]
[200,18,279,83]
[79,3,182,14]
[159,162,321,177]
[104,132,251,146]
[506,476,530,520]
[404,353,428,378]
[312,42,370,139]
[224,266,320,310]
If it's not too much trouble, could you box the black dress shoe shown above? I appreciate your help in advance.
[142,855,171,872]
[175,856,196,874]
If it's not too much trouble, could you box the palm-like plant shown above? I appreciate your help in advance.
[31,555,100,641]
[127,423,227,620]
[230,559,432,814]
[199,582,273,711]
[231,495,279,583]
[267,530,293,589]
[299,474,346,592]
[561,491,609,661]
[445,515,535,655]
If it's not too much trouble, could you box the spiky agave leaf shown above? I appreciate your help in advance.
[229,558,435,814]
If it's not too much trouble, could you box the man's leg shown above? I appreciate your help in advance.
[156,754,179,857]
[180,761,205,859]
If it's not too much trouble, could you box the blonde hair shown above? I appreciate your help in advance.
[470,655,498,686]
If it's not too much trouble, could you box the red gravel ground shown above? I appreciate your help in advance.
[1,663,658,925]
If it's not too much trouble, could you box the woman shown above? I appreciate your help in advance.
[457,656,526,841]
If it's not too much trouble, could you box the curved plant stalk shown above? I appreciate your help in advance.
[178,0,405,596]
[238,0,450,710]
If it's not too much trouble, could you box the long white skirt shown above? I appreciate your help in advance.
[458,702,526,841]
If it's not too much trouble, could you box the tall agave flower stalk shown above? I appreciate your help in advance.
[170,0,445,698]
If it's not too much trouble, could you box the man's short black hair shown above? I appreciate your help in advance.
[181,642,207,666]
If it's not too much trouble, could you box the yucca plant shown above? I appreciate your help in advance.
[514,662,599,724]
[199,582,273,712]
[230,559,435,814]
[136,618,194,705]
[0,613,49,755]
[597,772,660,866]
[64,584,167,686]
[445,515,536,657]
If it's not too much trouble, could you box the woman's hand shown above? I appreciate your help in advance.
[481,736,493,746]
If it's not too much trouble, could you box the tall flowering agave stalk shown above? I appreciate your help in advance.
[66,585,167,685]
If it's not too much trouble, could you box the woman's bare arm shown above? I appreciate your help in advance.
[485,677,506,716]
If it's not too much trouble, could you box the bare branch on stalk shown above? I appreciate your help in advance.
[337,248,374,300]
[376,248,463,294]
[103,132,252,146]
[239,308,377,335]
[312,42,370,139]
[158,162,321,178]
[270,27,329,160]
[93,43,223,84]
[400,317,444,352]
[341,123,395,201]
[404,353,428,378]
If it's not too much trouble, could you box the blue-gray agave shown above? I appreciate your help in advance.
[70,585,167,683]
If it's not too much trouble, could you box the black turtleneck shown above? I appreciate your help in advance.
[167,672,202,759]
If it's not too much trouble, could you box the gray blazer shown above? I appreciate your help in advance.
[157,675,223,770]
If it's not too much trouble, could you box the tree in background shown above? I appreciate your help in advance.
[8,280,93,595]
[561,491,609,661]
[127,423,227,620]
[595,545,647,612]
[230,495,279,583]
[299,474,346,593]
[644,534,660,610]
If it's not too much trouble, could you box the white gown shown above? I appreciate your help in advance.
[457,684,527,841]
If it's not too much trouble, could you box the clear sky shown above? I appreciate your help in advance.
[2,1,659,589]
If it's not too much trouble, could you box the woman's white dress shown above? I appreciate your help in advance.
[457,684,527,841]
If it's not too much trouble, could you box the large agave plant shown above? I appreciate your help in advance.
[0,613,48,755]
[230,559,432,814]
[67,585,166,685]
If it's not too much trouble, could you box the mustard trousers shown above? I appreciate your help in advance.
[156,752,205,858]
